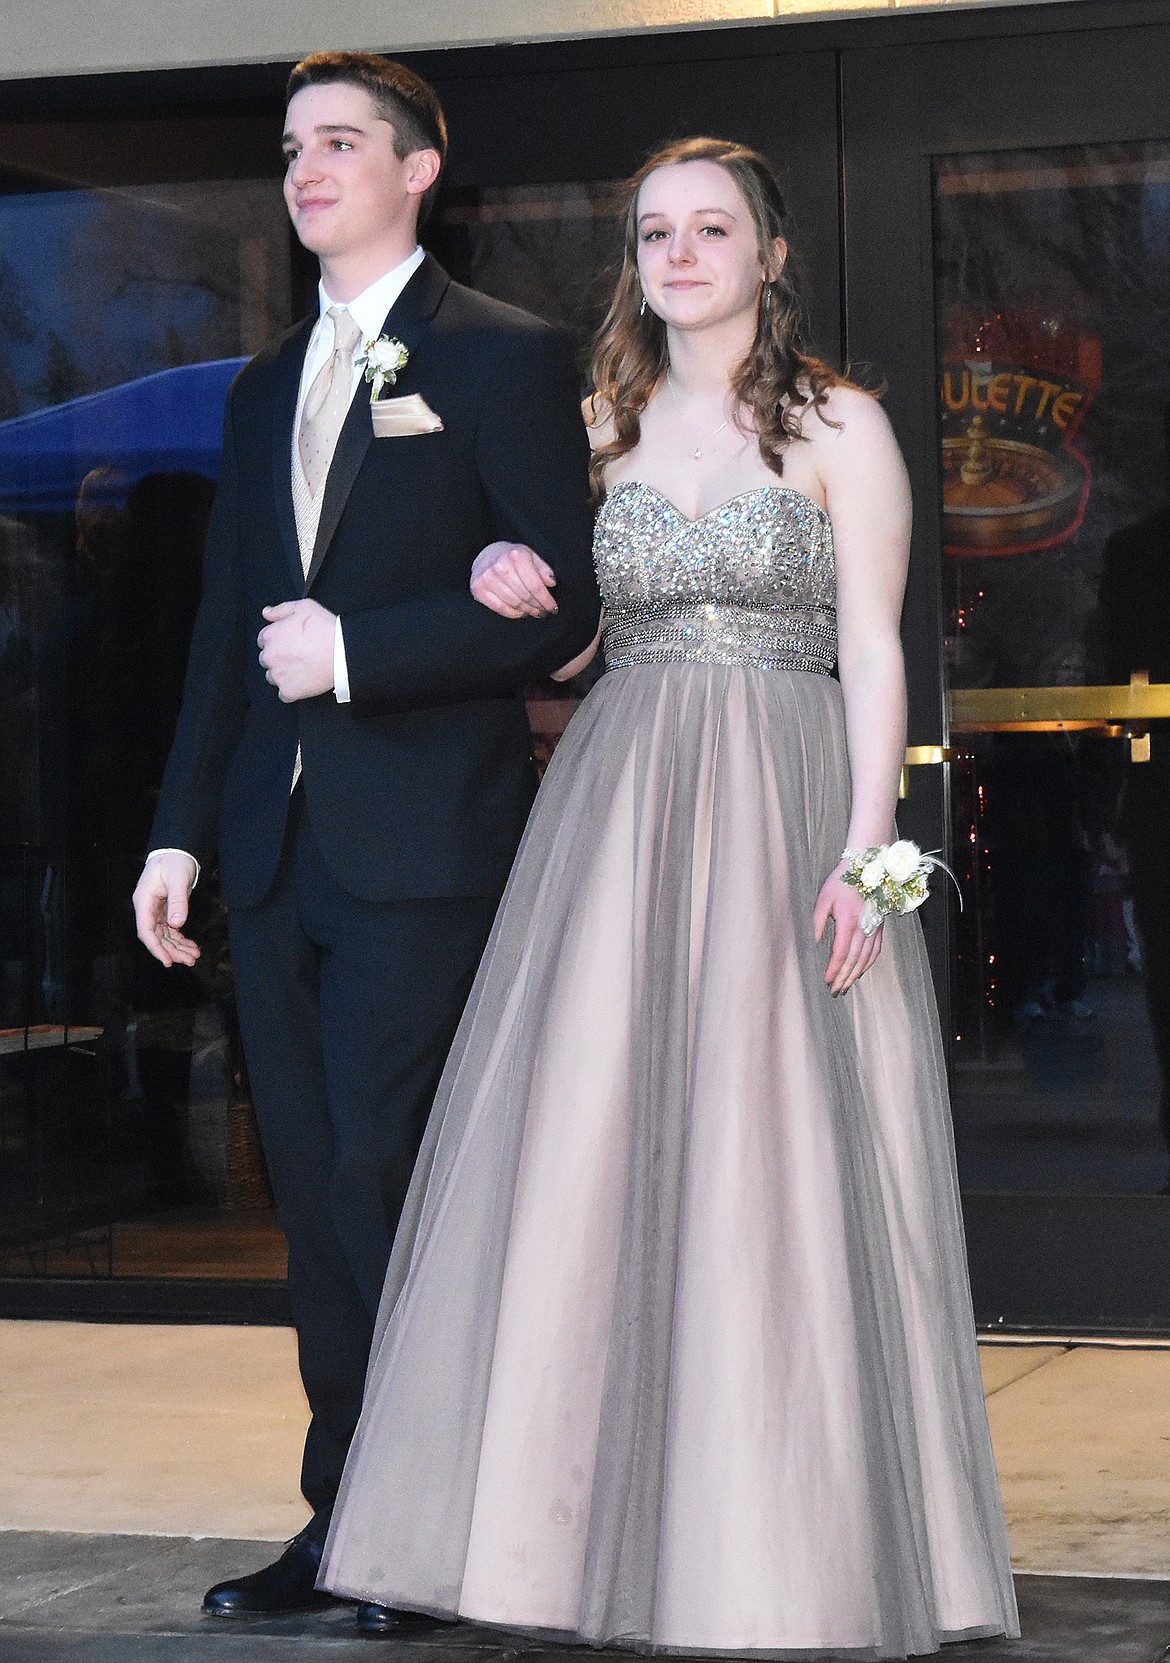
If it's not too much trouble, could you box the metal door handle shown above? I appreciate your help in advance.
[900,744,960,799]
[948,671,1162,762]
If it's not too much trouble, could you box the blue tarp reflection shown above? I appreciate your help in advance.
[0,358,247,515]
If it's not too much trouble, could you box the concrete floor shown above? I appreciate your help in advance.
[3,1322,1170,1658]
[2,1534,1170,1661]
[5,1323,1170,1574]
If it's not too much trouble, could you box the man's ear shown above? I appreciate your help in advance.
[405,148,442,199]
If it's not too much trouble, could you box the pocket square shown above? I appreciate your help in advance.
[371,393,444,438]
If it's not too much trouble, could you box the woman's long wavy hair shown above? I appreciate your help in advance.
[589,136,844,499]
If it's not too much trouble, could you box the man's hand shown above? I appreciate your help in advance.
[471,542,558,619]
[134,853,201,968]
[258,599,336,701]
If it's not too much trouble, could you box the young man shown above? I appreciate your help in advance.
[132,52,599,1632]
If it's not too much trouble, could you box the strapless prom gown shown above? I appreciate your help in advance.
[320,481,1019,1659]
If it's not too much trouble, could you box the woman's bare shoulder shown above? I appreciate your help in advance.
[809,380,886,432]
[800,382,900,476]
[583,392,615,453]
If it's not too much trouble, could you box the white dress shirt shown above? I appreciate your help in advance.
[147,246,425,885]
[297,246,426,702]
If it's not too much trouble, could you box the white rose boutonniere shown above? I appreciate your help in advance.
[840,840,960,937]
[356,335,409,401]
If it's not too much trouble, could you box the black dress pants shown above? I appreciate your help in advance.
[228,791,498,1513]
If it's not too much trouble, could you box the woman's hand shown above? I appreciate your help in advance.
[813,861,883,996]
[471,541,558,618]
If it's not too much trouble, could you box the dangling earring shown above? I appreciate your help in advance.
[639,295,647,317]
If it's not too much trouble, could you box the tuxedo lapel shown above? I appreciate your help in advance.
[270,316,315,593]
[304,255,451,591]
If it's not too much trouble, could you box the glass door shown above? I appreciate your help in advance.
[935,143,1170,1205]
[0,117,296,1302]
[843,8,1170,1330]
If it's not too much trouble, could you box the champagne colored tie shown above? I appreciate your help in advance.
[297,307,364,499]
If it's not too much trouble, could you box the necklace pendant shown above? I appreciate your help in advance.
[693,445,703,461]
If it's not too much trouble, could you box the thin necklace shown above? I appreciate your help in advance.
[666,372,731,462]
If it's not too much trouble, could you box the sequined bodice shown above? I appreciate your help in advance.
[595,481,837,675]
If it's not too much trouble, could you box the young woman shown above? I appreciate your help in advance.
[320,138,1019,1659]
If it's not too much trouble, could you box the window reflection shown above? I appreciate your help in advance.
[429,181,623,376]
[0,161,291,1282]
[935,144,1170,1193]
[1097,404,1170,1188]
[428,180,622,763]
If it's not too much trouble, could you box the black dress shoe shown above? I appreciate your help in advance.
[202,1529,336,1617]
[355,1602,444,1636]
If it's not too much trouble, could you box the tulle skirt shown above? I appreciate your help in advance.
[321,663,1019,1660]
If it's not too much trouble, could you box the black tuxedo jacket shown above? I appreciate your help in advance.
[150,255,600,908]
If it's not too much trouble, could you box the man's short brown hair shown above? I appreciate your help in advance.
[286,52,447,222]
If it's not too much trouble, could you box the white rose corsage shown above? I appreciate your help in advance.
[356,335,409,401]
[840,840,960,937]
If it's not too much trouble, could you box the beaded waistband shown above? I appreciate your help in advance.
[603,601,837,675]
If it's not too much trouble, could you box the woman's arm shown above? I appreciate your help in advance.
[469,394,610,677]
[550,620,602,681]
[471,542,602,677]
[809,385,913,994]
[341,329,601,709]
